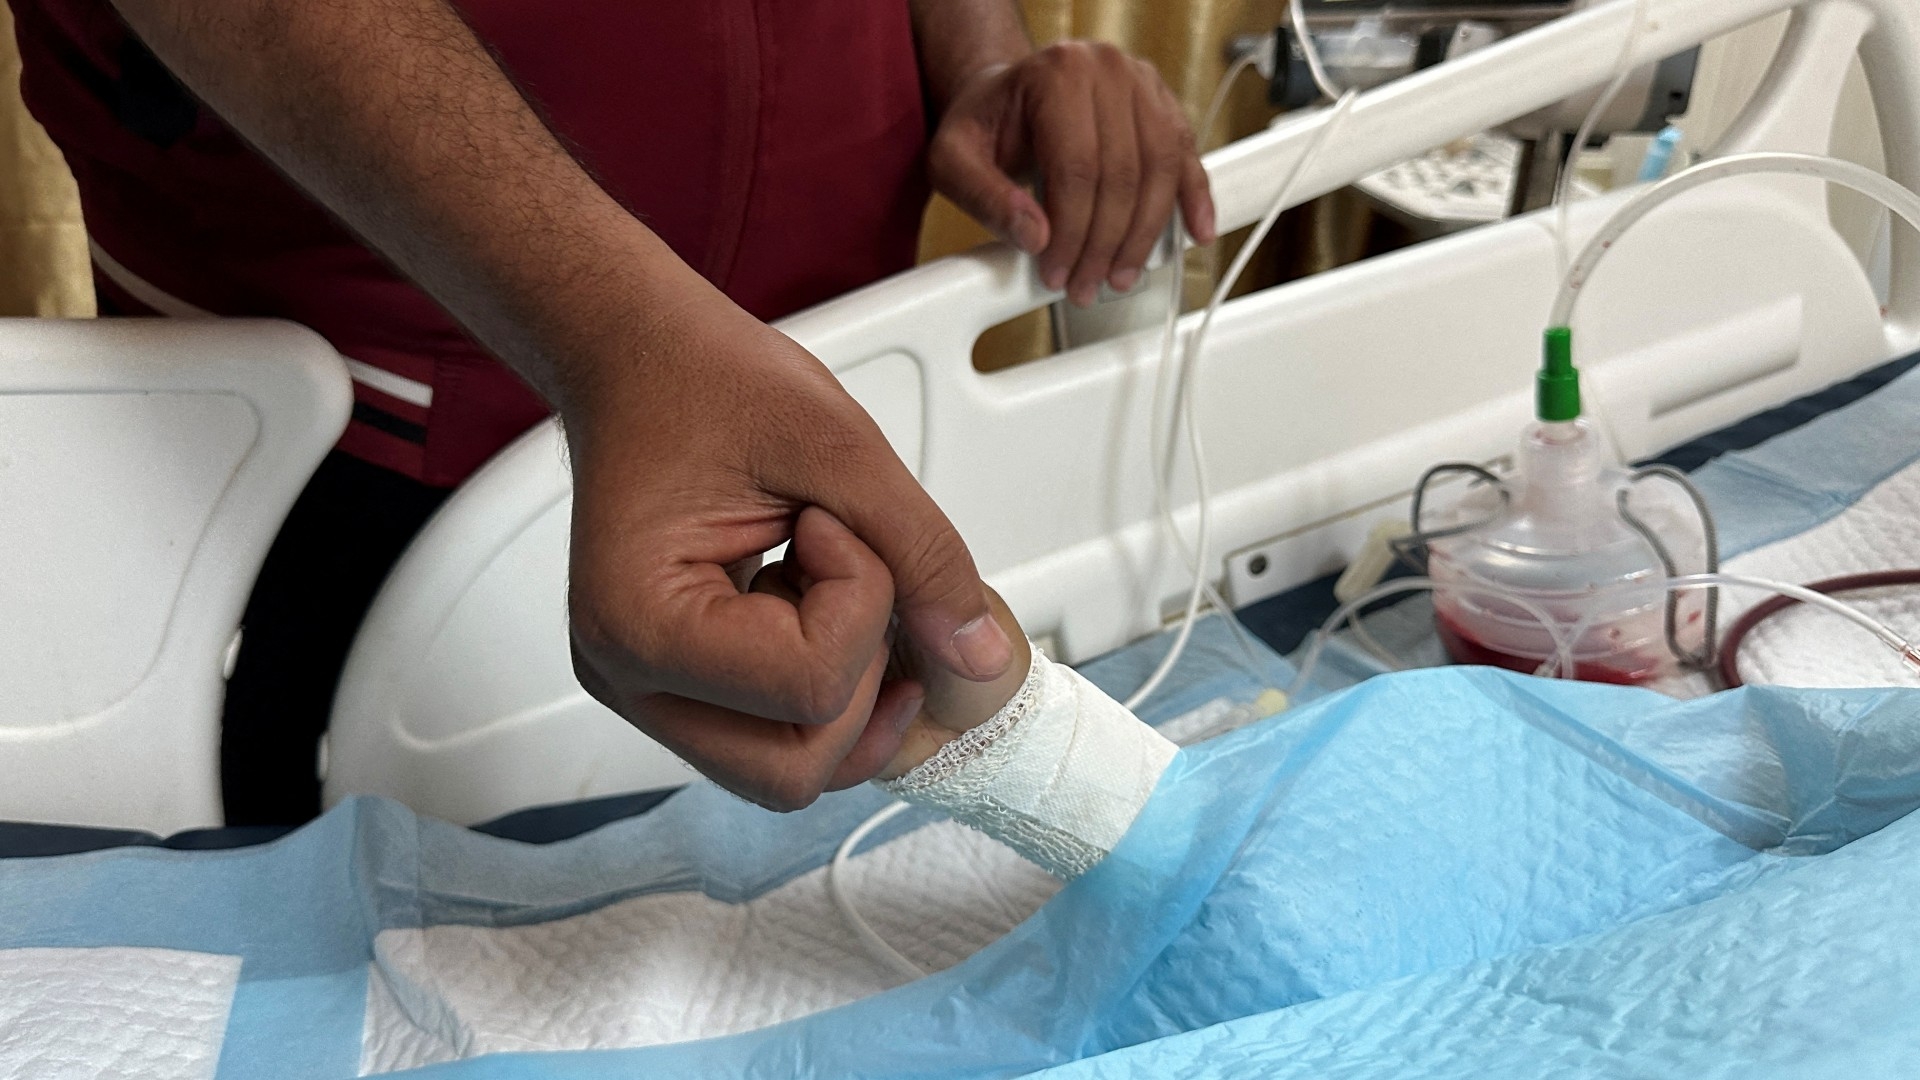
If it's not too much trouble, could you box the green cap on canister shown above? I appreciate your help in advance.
[1537,326,1581,422]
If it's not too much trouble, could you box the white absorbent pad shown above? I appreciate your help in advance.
[361,820,1062,1073]
[364,648,1188,1071]
[1713,456,1920,689]
[0,946,241,1080]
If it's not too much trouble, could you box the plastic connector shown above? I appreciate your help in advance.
[1537,326,1582,422]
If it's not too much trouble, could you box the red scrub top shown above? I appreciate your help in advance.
[10,0,930,486]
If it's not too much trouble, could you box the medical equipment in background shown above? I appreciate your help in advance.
[1066,0,1695,348]
[1239,0,1702,215]
[1355,151,1920,688]
[1412,415,1716,684]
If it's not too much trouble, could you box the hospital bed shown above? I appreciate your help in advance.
[5,1,1920,1076]
[2,0,1915,835]
[323,0,1920,824]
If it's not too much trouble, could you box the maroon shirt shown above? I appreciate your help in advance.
[11,0,930,485]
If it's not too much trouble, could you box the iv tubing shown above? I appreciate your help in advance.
[827,801,925,982]
[1139,222,1270,689]
[1287,577,1577,699]
[1664,572,1920,670]
[1288,0,1343,101]
[1550,152,1920,330]
[1715,570,1920,688]
[1125,58,1290,708]
[1124,87,1361,710]
[1295,572,1920,700]
[1551,0,1651,276]
[834,51,1359,979]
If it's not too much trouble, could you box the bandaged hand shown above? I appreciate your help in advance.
[752,559,1176,878]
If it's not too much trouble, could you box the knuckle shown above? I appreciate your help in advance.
[892,523,965,596]
[567,639,617,708]
[569,603,662,676]
[926,132,965,176]
[1052,159,1100,193]
[757,763,827,813]
[1040,41,1089,69]
[795,665,859,728]
[1146,145,1184,180]
[894,532,982,622]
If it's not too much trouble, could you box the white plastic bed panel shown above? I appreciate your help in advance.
[1,319,351,832]
[324,0,1920,825]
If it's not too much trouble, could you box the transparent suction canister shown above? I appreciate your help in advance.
[1424,332,1709,684]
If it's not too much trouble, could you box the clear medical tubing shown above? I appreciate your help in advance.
[1552,0,1651,276]
[1664,573,1920,674]
[1717,570,1920,687]
[1550,151,1920,330]
[1126,60,1288,711]
[1291,572,1920,697]
[1287,576,1576,699]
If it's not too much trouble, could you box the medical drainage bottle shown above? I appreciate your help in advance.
[1425,415,1704,685]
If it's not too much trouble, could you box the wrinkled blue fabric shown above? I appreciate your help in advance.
[373,671,1919,1079]
[10,661,1908,1077]
[7,372,1920,1076]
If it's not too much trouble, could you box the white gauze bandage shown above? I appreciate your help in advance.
[878,649,1177,879]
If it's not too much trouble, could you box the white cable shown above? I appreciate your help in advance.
[1126,88,1361,712]
[1141,234,1271,688]
[1200,53,1258,152]
[1538,0,1649,464]
[1551,152,1920,330]
[834,67,1363,978]
[1288,0,1343,101]
[826,800,925,983]
[1133,58,1284,704]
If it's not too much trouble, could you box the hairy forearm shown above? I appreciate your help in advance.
[908,0,1032,112]
[108,0,697,415]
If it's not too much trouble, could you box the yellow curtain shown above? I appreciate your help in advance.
[0,2,92,318]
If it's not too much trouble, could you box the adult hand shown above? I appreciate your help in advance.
[109,0,1017,812]
[928,41,1216,308]
[564,283,1016,811]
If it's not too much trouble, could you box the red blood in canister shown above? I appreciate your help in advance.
[1434,611,1657,686]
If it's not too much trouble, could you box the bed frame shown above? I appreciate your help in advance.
[3,0,1915,830]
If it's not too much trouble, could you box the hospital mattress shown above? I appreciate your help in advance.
[7,360,1920,1078]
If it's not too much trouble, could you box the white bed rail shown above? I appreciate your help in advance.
[325,0,1920,824]
[1,320,350,831]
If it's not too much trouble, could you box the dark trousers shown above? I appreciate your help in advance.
[220,451,448,824]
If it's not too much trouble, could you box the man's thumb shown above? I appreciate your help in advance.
[833,479,1014,683]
